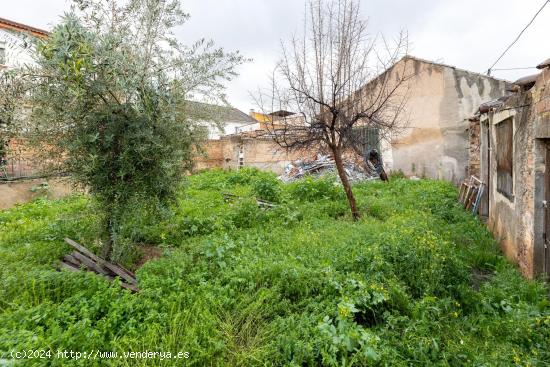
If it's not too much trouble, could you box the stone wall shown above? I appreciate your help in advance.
[468,118,481,178]
[195,134,311,174]
[2,138,43,179]
[481,67,550,278]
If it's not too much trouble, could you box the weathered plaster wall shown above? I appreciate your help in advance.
[532,68,550,276]
[0,178,73,209]
[194,135,308,174]
[0,28,36,68]
[485,96,535,277]
[482,66,550,278]
[390,58,509,184]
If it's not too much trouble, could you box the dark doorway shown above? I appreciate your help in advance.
[544,145,550,276]
[480,121,491,217]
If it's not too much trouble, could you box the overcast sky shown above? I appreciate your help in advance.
[3,0,550,112]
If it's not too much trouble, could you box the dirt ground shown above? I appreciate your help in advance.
[0,178,74,209]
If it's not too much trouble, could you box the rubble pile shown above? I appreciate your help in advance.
[279,154,377,183]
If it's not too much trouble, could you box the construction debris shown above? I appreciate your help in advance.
[59,238,138,292]
[278,154,377,183]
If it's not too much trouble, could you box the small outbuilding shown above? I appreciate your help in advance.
[472,58,550,278]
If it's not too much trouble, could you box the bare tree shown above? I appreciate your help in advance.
[259,0,411,219]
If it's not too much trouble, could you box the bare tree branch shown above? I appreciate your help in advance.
[255,0,411,219]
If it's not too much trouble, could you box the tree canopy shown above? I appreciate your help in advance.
[1,0,246,258]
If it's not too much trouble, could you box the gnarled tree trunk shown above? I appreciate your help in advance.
[332,145,360,220]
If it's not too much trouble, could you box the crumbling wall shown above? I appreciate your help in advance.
[195,135,309,174]
[532,67,550,276]
[468,119,481,178]
[239,138,307,174]
[3,139,43,178]
[486,92,535,277]
[194,139,225,170]
[483,67,550,278]
[388,58,509,184]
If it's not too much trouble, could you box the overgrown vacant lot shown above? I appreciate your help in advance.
[1,169,549,366]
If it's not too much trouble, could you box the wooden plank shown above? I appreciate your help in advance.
[257,199,276,208]
[64,238,103,263]
[114,263,136,279]
[99,274,137,291]
[458,183,467,203]
[72,251,110,275]
[60,254,137,292]
[105,263,137,285]
[466,187,478,210]
[59,261,81,272]
[222,193,277,208]
[65,238,137,285]
[63,254,81,267]
[119,282,139,292]
[462,185,473,209]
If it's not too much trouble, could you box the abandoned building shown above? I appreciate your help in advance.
[195,108,305,173]
[470,57,550,279]
[195,56,512,179]
[363,56,511,185]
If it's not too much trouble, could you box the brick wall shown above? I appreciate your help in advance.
[2,138,43,178]
[468,118,481,178]
[6,134,322,178]
[194,135,313,174]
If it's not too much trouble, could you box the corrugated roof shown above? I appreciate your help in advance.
[477,95,512,114]
[514,73,540,90]
[0,17,48,38]
[537,57,550,69]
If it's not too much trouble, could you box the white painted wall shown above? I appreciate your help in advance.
[0,29,36,68]
[201,120,260,140]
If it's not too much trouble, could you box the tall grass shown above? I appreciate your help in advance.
[0,169,549,366]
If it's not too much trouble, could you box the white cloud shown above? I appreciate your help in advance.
[3,0,549,112]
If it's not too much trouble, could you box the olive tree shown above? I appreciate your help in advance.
[6,0,245,259]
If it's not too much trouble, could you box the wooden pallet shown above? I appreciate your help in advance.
[59,238,138,292]
[458,176,485,215]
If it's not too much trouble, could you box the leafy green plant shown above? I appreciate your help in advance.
[252,176,281,203]
[1,0,245,260]
[1,172,549,366]
[288,176,343,202]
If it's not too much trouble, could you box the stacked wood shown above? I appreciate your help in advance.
[59,238,138,292]
[458,175,485,215]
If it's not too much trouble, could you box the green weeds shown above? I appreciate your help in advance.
[0,169,548,366]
